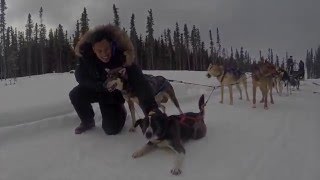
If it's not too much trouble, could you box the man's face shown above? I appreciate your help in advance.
[92,39,112,63]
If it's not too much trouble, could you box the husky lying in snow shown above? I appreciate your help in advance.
[132,95,207,175]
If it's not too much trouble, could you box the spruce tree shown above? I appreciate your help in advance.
[80,8,89,35]
[47,29,55,73]
[8,27,18,80]
[113,4,120,27]
[306,50,311,78]
[73,20,80,48]
[216,27,221,58]
[239,47,244,69]
[166,29,173,69]
[33,23,39,74]
[190,25,197,69]
[25,13,33,76]
[230,47,234,64]
[56,24,65,72]
[259,50,262,60]
[315,46,320,78]
[235,49,240,63]
[270,49,274,64]
[275,55,279,67]
[0,0,7,80]
[39,7,46,74]
[310,49,314,78]
[17,31,26,76]
[129,13,138,63]
[183,24,190,70]
[173,22,181,69]
[209,29,214,60]
[146,9,154,69]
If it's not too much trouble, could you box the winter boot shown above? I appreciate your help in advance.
[74,121,95,134]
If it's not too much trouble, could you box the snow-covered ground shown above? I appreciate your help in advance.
[0,71,320,180]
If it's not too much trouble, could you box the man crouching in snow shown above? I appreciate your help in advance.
[69,24,158,135]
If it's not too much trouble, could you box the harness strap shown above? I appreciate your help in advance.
[179,114,203,127]
[217,71,225,83]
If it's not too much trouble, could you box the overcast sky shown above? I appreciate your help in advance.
[6,0,320,61]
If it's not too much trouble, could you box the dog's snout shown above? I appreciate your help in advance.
[206,73,211,78]
[145,131,153,139]
[106,82,117,92]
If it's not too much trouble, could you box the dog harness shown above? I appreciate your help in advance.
[179,114,203,127]
[218,68,242,83]
[217,71,225,83]
[144,74,170,95]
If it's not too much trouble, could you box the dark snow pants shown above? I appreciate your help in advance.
[69,86,126,135]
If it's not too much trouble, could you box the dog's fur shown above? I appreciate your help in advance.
[132,95,206,175]
[206,63,249,105]
[105,68,183,132]
[274,68,300,95]
[251,61,277,109]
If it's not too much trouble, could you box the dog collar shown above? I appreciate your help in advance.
[148,111,156,116]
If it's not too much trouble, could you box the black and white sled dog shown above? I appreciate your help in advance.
[132,94,207,175]
[276,68,300,95]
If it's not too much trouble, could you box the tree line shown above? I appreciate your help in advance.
[0,1,319,80]
[306,47,320,79]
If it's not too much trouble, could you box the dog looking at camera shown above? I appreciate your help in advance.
[132,94,206,175]
[104,67,183,132]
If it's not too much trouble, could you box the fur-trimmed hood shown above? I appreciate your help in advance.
[75,24,135,67]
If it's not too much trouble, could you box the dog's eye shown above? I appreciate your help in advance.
[142,118,149,128]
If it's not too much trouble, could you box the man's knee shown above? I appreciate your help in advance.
[102,125,123,135]
[101,104,127,135]
[102,116,126,135]
[69,86,80,104]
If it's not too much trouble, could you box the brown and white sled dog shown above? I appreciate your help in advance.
[251,61,277,109]
[105,68,183,132]
[132,95,207,175]
[206,63,250,105]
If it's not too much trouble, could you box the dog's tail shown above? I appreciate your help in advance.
[198,94,205,116]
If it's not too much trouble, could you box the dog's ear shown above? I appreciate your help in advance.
[134,118,143,128]
[118,68,128,79]
[118,68,126,76]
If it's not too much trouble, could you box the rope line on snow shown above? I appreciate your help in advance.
[168,72,253,107]
[312,82,320,86]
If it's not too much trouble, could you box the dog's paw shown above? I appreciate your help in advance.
[264,106,269,110]
[129,127,136,132]
[219,100,223,104]
[252,104,256,108]
[170,168,182,175]
[132,150,144,158]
